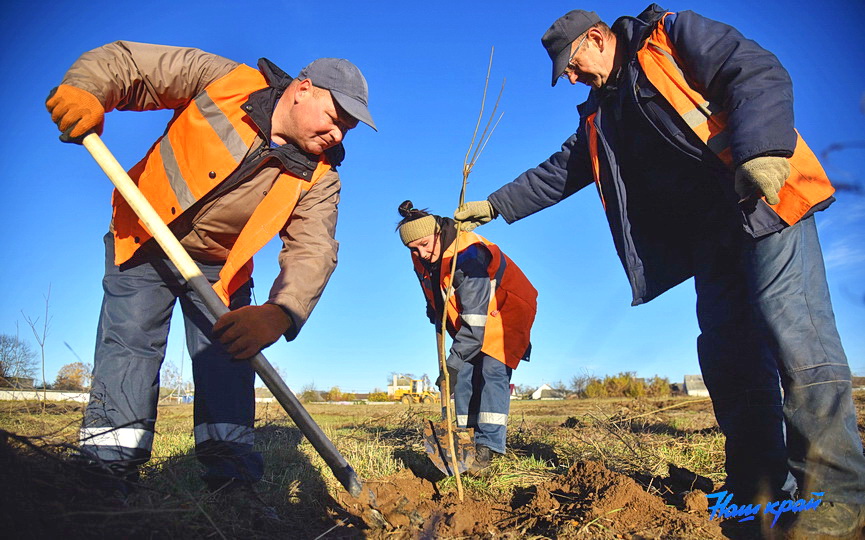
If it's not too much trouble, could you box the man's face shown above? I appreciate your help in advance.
[278,81,359,154]
[407,233,441,264]
[561,29,614,89]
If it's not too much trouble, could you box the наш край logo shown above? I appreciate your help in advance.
[705,491,824,527]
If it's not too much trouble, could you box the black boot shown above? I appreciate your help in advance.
[785,501,865,540]
[74,456,140,500]
[468,444,493,475]
[208,479,282,524]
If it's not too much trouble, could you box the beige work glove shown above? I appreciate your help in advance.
[454,200,497,232]
[212,304,292,360]
[435,366,459,396]
[734,156,790,206]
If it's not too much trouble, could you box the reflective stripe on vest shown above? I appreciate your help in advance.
[634,13,834,225]
[413,231,537,369]
[112,65,331,304]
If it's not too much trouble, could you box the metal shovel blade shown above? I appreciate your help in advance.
[423,420,475,476]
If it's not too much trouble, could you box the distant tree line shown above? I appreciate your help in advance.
[298,384,357,403]
[571,372,671,399]
[292,372,674,403]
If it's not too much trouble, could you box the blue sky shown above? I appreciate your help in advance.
[1,0,863,394]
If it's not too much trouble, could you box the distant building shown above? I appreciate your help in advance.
[531,383,564,400]
[0,377,35,389]
[164,394,194,404]
[683,375,710,397]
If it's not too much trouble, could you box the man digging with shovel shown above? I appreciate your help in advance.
[45,41,376,511]
[396,201,538,474]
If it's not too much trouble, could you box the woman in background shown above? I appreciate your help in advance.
[396,200,538,472]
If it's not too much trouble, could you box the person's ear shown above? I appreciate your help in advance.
[589,28,604,52]
[294,78,313,103]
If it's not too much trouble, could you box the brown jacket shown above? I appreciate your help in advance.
[62,41,340,340]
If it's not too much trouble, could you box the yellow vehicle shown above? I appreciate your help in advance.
[389,374,439,404]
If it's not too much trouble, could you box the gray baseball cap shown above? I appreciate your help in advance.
[541,10,601,87]
[298,58,377,131]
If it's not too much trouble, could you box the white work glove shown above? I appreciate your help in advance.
[435,366,459,396]
[454,200,497,232]
[734,156,790,206]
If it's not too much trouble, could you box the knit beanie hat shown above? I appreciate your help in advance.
[397,200,439,245]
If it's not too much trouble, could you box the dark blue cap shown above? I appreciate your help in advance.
[541,10,601,87]
[298,58,377,131]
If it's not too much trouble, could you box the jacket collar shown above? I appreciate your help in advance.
[613,3,667,59]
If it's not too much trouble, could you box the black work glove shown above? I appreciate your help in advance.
[435,366,459,396]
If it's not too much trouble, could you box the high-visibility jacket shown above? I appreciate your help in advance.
[412,231,537,369]
[112,64,332,304]
[615,12,833,227]
[584,14,834,226]
[488,4,836,306]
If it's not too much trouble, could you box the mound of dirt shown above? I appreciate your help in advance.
[508,461,722,538]
[338,469,506,537]
[338,460,724,539]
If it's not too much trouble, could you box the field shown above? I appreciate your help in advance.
[1,393,863,539]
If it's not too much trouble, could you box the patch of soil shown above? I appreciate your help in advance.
[338,460,725,539]
[507,461,723,539]
[561,416,587,428]
[338,469,505,537]
[683,490,709,513]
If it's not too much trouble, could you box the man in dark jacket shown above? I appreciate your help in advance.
[455,5,864,538]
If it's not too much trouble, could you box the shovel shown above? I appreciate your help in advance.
[423,418,475,476]
[422,329,476,477]
[81,133,366,498]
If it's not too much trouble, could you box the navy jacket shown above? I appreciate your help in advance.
[489,4,822,305]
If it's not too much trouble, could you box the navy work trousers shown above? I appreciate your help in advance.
[454,353,513,454]
[695,215,865,504]
[80,233,263,487]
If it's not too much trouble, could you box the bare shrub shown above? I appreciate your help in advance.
[0,334,38,380]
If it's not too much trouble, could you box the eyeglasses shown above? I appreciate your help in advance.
[559,33,589,79]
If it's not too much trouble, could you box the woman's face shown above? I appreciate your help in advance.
[407,233,441,264]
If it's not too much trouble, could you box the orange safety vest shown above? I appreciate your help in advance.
[586,14,834,226]
[111,65,332,304]
[412,231,537,369]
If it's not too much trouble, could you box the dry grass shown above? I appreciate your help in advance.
[1,393,862,538]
